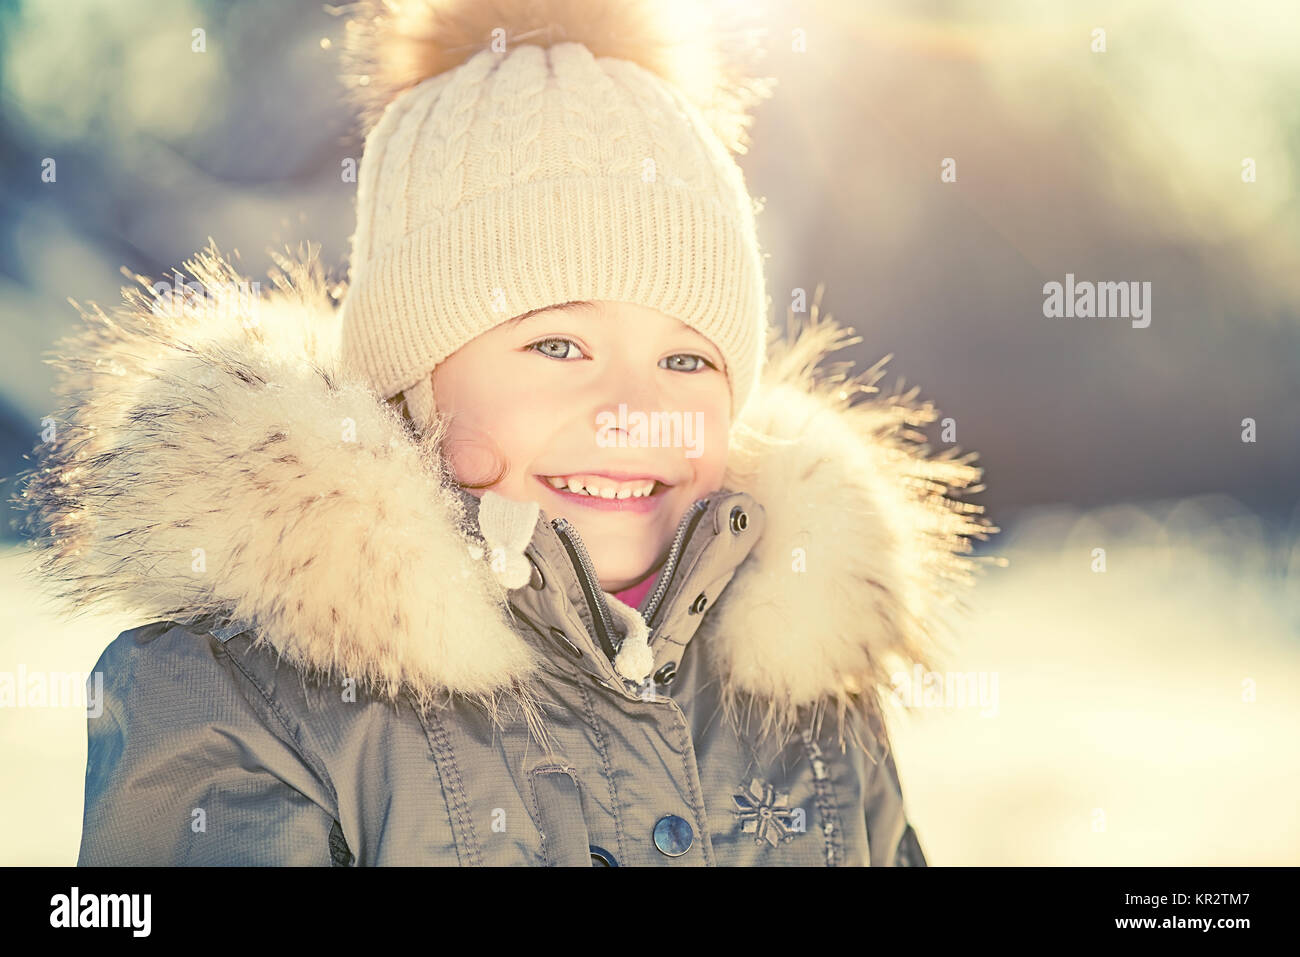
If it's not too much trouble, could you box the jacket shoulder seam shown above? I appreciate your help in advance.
[215,635,341,812]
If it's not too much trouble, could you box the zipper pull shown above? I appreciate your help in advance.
[606,594,654,683]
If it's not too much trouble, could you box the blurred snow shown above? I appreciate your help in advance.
[0,544,136,866]
[887,495,1300,865]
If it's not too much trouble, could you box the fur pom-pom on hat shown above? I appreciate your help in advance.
[337,0,776,154]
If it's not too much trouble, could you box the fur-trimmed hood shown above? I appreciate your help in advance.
[13,243,995,745]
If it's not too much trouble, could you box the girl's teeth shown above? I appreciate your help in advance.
[546,476,658,498]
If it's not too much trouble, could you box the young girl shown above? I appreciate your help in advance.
[19,0,992,866]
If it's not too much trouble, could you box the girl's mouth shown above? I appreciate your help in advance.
[534,475,670,514]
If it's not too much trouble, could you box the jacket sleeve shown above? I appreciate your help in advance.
[78,621,346,866]
[861,704,929,867]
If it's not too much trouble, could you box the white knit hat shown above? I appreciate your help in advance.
[337,0,775,431]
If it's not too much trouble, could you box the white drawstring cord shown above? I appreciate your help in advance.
[473,490,540,590]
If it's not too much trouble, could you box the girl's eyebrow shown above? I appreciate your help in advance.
[505,300,599,327]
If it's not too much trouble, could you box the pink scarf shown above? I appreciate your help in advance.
[612,568,660,613]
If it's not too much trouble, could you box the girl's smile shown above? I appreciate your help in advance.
[534,473,674,514]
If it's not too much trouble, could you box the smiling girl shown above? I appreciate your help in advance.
[428,299,731,596]
[20,0,994,866]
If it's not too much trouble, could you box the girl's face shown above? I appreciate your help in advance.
[431,300,732,592]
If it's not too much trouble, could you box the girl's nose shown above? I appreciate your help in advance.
[595,364,668,419]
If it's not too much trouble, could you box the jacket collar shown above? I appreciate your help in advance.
[16,245,995,747]
[459,485,767,699]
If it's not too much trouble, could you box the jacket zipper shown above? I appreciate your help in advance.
[550,495,711,662]
[551,517,620,660]
[640,497,710,631]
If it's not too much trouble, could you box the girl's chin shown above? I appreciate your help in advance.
[585,548,663,591]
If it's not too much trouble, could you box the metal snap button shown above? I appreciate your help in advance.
[528,559,545,590]
[653,814,694,856]
[589,844,618,866]
[548,628,583,658]
[688,593,708,614]
[654,662,677,684]
[729,506,748,533]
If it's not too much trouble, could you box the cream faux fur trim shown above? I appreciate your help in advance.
[14,244,995,746]
[711,311,996,749]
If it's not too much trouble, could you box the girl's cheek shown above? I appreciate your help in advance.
[705,411,731,477]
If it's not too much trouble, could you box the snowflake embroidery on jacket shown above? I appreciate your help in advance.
[732,777,799,846]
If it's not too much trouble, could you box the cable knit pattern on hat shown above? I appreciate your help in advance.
[339,38,770,431]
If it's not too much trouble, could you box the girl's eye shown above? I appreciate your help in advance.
[528,337,584,360]
[526,339,716,372]
[660,354,717,373]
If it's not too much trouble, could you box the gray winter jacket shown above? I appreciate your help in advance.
[18,248,992,866]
